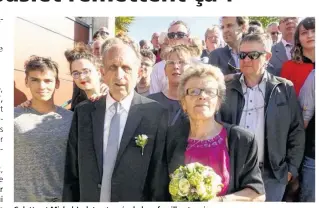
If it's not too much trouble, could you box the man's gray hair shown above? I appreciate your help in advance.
[266,22,279,29]
[168,20,190,35]
[101,37,141,66]
[204,25,222,40]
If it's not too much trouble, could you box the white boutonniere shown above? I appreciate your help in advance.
[135,134,148,155]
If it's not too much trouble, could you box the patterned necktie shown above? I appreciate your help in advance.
[100,102,121,202]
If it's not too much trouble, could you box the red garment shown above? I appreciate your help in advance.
[280,60,314,96]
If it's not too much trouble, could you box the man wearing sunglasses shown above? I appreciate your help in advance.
[268,17,298,76]
[149,20,191,94]
[208,16,249,81]
[219,33,305,202]
[267,22,281,45]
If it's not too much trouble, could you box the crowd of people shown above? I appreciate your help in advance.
[14,16,315,203]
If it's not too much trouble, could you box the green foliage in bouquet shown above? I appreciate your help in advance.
[169,162,223,202]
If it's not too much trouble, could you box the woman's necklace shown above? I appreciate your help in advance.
[186,127,222,151]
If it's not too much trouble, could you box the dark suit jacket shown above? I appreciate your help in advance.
[208,45,238,75]
[267,41,289,76]
[63,92,170,202]
[70,83,87,111]
[166,118,265,196]
[218,72,305,184]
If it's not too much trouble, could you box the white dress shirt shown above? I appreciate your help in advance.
[103,91,134,153]
[149,60,167,94]
[281,39,293,60]
[239,73,267,163]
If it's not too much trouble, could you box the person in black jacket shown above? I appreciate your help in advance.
[167,63,265,202]
[219,33,305,201]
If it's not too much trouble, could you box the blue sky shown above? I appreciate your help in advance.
[128,17,220,42]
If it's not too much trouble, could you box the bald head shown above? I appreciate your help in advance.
[92,39,104,58]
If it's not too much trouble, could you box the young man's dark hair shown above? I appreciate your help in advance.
[25,55,59,80]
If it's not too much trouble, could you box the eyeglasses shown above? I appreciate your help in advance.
[71,69,91,79]
[186,88,219,98]
[167,32,188,40]
[271,32,281,35]
[239,51,266,60]
[166,60,189,67]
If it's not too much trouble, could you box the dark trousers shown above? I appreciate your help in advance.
[260,163,287,202]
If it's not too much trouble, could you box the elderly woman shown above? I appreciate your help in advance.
[167,63,265,202]
[148,44,193,126]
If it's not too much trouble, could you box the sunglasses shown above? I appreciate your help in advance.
[239,51,266,60]
[167,32,188,40]
[186,88,219,98]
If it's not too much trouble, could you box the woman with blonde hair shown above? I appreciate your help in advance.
[167,63,265,202]
[148,44,193,126]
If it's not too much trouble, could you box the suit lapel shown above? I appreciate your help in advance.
[275,42,288,63]
[115,93,143,169]
[223,46,235,64]
[92,96,107,180]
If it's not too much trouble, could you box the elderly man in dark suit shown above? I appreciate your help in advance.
[63,38,170,202]
[209,16,249,81]
[267,17,298,76]
[219,33,305,201]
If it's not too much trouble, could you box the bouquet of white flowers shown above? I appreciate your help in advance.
[169,162,223,201]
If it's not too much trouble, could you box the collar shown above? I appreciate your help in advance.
[106,90,134,112]
[302,56,315,64]
[281,39,293,47]
[239,71,268,89]
[228,45,239,56]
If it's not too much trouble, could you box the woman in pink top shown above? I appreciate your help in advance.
[167,63,265,202]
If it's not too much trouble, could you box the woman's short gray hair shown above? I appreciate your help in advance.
[240,33,273,53]
[178,63,226,104]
